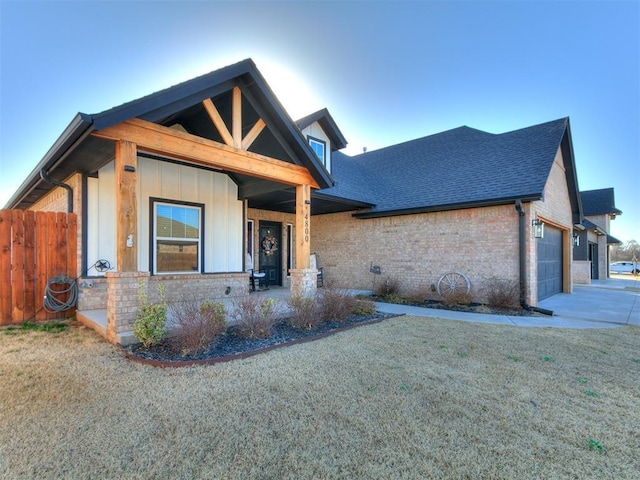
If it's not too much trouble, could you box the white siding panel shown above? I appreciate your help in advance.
[90,162,117,274]
[136,157,242,274]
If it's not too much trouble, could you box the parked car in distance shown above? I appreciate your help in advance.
[609,261,639,275]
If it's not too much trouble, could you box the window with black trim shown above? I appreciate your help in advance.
[153,200,203,274]
[308,136,326,167]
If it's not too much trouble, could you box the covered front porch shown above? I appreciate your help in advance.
[12,60,358,345]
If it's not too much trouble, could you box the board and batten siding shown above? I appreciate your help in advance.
[87,157,243,275]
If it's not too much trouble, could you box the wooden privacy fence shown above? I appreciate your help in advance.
[0,210,77,325]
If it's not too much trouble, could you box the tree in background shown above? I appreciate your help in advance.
[610,240,639,262]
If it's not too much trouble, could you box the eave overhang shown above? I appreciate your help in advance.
[352,194,543,219]
[6,59,333,210]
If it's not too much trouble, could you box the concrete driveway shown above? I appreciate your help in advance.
[539,275,640,327]
[375,274,640,329]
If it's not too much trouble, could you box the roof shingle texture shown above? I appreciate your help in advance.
[322,118,569,215]
[580,188,621,216]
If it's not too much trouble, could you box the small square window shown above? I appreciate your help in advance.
[308,136,326,166]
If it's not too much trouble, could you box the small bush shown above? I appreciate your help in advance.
[319,283,358,322]
[374,277,400,297]
[168,297,226,355]
[352,299,377,316]
[382,293,411,305]
[288,295,322,330]
[134,283,167,348]
[404,287,430,303]
[483,277,520,309]
[441,289,474,306]
[231,295,280,339]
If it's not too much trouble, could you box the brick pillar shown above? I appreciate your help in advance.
[289,268,317,298]
[106,271,149,344]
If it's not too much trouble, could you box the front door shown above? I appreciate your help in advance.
[259,222,282,287]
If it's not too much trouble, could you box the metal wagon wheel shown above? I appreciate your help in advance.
[437,272,471,298]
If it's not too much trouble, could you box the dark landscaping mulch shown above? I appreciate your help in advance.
[124,312,397,366]
[371,296,546,317]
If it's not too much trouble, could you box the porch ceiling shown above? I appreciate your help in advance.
[246,185,373,215]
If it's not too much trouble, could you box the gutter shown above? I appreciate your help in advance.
[39,169,73,213]
[514,200,554,316]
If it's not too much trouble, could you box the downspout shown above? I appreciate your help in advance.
[39,169,73,213]
[515,200,554,316]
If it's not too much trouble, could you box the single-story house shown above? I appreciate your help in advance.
[7,59,594,343]
[572,188,622,282]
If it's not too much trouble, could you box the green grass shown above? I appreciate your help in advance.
[1,321,67,335]
[588,439,606,454]
[583,389,600,398]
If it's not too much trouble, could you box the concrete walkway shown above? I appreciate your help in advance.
[375,275,640,329]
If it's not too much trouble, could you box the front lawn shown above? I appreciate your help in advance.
[1,318,638,478]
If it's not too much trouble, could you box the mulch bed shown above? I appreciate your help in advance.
[123,312,399,367]
[371,296,547,317]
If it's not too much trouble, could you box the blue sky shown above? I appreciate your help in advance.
[1,0,638,242]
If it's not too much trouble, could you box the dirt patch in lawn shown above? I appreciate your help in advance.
[1,318,639,479]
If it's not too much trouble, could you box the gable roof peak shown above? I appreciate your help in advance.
[296,108,348,150]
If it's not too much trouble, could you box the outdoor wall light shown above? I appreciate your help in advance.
[572,232,580,247]
[532,219,544,239]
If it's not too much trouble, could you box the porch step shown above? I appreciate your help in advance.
[76,309,136,345]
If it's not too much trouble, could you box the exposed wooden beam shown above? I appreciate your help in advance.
[241,119,266,151]
[232,86,242,149]
[114,140,138,272]
[202,98,233,146]
[93,118,320,188]
[295,184,311,269]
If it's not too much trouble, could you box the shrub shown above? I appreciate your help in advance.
[374,277,400,297]
[231,295,280,339]
[441,289,474,307]
[318,283,358,323]
[352,299,377,316]
[288,295,322,330]
[168,297,226,355]
[404,287,430,303]
[483,277,520,309]
[382,293,410,305]
[134,283,167,348]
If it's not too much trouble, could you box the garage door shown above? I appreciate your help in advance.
[537,225,563,300]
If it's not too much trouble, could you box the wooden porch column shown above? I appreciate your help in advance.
[290,184,316,297]
[295,184,311,268]
[115,140,138,272]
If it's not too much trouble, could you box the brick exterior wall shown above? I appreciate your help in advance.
[312,204,520,302]
[572,261,591,284]
[77,277,108,310]
[104,271,249,344]
[529,150,574,300]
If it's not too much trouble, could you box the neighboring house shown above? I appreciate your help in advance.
[573,188,622,282]
[7,59,589,344]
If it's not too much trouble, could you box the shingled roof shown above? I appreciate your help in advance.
[7,59,333,210]
[580,188,622,216]
[321,118,581,221]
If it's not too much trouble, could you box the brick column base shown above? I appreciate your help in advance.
[289,268,318,298]
[106,271,149,344]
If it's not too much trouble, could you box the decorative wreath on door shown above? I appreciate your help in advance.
[262,236,278,255]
